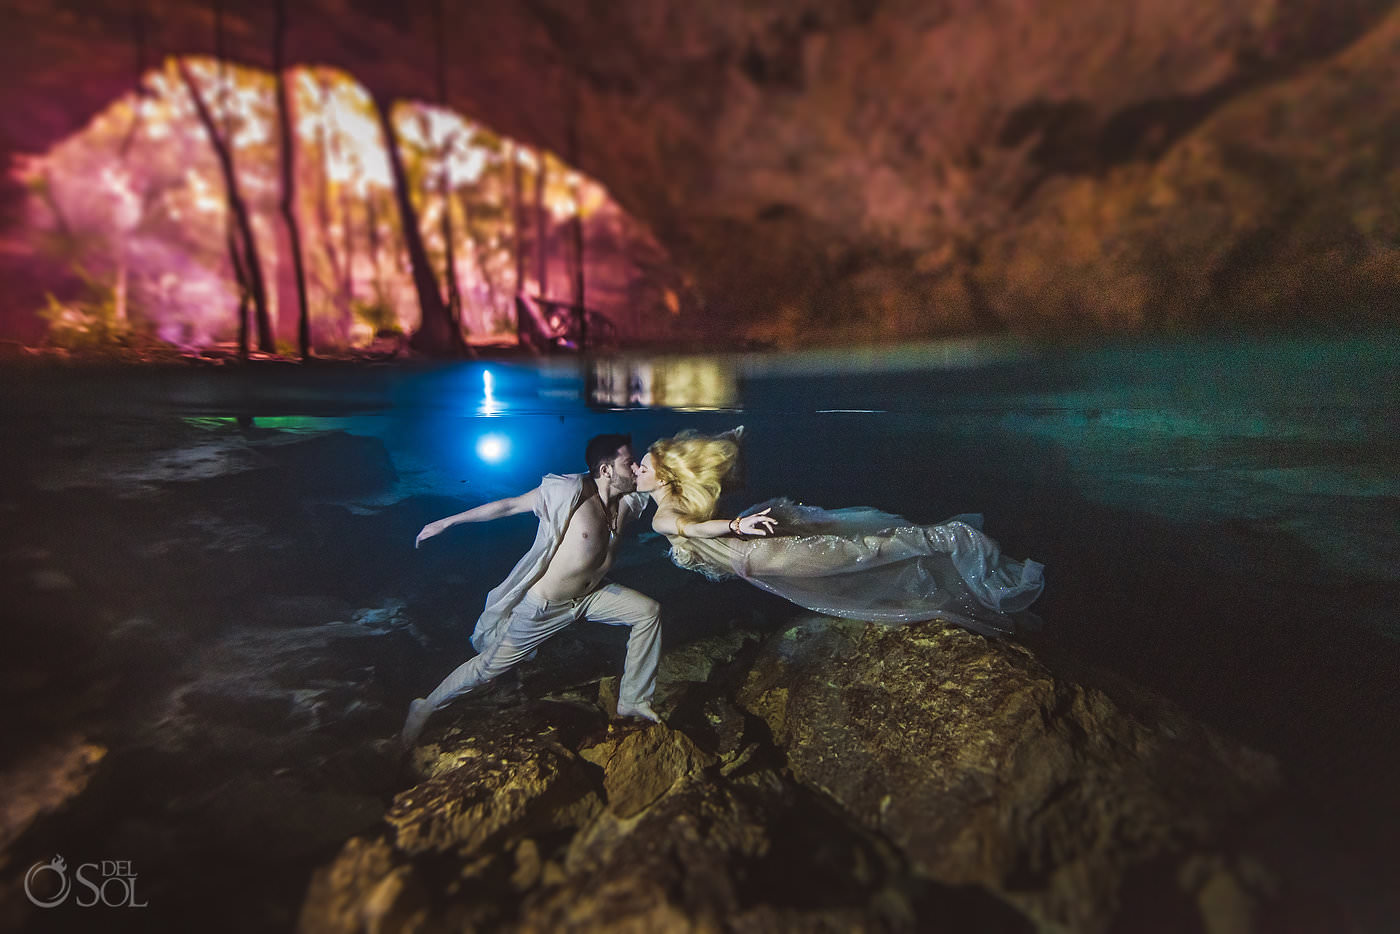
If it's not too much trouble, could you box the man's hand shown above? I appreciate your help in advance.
[415,519,451,549]
[413,488,539,549]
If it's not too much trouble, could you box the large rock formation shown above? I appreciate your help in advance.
[3,0,1398,344]
[297,617,1326,933]
[738,618,1284,931]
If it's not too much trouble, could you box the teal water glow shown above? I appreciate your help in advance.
[303,334,1399,640]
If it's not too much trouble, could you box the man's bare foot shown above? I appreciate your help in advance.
[615,702,661,724]
[400,698,432,751]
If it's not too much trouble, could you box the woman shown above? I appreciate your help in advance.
[636,428,1044,636]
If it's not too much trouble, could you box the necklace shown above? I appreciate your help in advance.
[599,494,620,536]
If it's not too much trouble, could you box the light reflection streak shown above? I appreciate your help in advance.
[588,357,739,411]
[478,368,501,416]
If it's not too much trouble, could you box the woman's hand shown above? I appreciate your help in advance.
[415,519,451,548]
[734,508,777,537]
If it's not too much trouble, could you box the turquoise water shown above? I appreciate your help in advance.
[264,333,1399,637]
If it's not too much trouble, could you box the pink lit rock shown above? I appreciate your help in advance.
[1,0,1396,345]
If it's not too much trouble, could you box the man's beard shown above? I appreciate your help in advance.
[615,474,638,493]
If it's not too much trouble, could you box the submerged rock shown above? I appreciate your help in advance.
[516,775,923,934]
[390,732,602,859]
[301,716,943,933]
[26,422,396,503]
[0,735,106,869]
[738,616,1284,931]
[297,614,1310,932]
[579,723,717,819]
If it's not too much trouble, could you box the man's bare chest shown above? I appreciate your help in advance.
[556,499,617,561]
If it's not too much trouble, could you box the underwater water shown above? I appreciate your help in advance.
[1,331,1397,931]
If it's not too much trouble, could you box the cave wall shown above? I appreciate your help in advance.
[3,0,1397,346]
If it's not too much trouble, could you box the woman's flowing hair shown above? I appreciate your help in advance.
[647,428,743,523]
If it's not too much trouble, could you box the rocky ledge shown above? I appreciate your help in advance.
[298,616,1326,933]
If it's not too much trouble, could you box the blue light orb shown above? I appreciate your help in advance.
[476,433,510,463]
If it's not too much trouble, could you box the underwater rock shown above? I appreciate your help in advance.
[655,626,757,687]
[652,626,759,707]
[516,776,913,933]
[161,619,420,741]
[737,616,1283,932]
[297,836,432,934]
[389,733,602,859]
[297,633,1016,931]
[31,432,269,496]
[579,723,717,819]
[296,612,1320,932]
[303,719,939,933]
[301,714,606,933]
[25,424,396,504]
[0,734,106,869]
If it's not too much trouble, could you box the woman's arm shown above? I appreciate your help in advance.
[415,487,541,548]
[653,507,775,539]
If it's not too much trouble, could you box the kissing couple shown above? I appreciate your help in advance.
[402,428,1043,748]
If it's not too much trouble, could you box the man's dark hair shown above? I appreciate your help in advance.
[585,433,632,477]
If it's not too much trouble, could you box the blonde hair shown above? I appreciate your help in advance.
[647,429,742,524]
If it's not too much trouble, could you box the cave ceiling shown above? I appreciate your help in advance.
[3,0,1398,342]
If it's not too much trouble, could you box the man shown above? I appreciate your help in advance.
[400,433,660,748]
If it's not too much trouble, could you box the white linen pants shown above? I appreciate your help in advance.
[423,582,661,712]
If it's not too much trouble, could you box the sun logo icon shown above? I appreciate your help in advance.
[25,855,71,908]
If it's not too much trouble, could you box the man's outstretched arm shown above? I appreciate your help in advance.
[414,487,541,548]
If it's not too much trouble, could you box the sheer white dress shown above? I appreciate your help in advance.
[667,498,1045,637]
